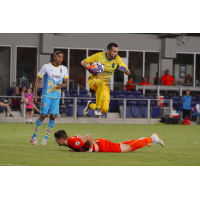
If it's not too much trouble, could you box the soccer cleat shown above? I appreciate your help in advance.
[151,133,165,147]
[41,139,47,145]
[95,108,102,116]
[83,100,92,115]
[30,137,39,145]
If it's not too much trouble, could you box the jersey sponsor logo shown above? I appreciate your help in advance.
[112,63,115,68]
[102,70,113,75]
[42,102,47,107]
[75,141,80,146]
[52,74,61,79]
[50,70,54,71]
[60,69,62,73]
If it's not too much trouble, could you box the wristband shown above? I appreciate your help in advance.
[89,148,93,152]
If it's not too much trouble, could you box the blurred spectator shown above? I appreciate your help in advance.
[161,69,174,86]
[181,89,192,119]
[195,101,200,124]
[184,74,193,84]
[12,85,21,111]
[0,98,14,117]
[21,85,27,96]
[140,77,151,85]
[23,87,34,124]
[153,72,158,85]
[126,76,137,91]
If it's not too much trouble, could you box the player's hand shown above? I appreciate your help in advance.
[85,64,96,74]
[118,66,128,72]
[56,84,63,89]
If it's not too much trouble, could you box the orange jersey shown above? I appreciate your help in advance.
[126,81,134,90]
[94,138,121,152]
[161,75,174,86]
[67,136,95,152]
[140,81,151,85]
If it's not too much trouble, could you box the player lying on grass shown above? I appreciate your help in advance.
[54,130,165,152]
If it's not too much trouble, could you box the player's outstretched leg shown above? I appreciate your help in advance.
[83,100,92,115]
[41,119,55,145]
[151,133,165,147]
[30,118,43,145]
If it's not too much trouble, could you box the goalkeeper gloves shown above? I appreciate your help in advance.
[118,66,128,72]
[85,64,100,75]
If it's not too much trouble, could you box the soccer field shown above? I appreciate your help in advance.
[0,123,200,166]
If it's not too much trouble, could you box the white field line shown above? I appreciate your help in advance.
[0,163,23,166]
[170,141,200,145]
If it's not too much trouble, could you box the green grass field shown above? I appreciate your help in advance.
[0,123,200,166]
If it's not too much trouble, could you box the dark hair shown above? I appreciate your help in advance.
[52,51,64,62]
[128,76,133,80]
[107,43,118,51]
[54,130,68,139]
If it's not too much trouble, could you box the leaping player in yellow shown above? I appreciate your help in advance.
[81,43,130,116]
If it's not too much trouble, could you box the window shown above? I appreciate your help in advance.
[69,49,86,89]
[173,53,194,86]
[128,51,143,85]
[145,52,159,85]
[88,49,103,56]
[114,51,127,90]
[195,54,200,85]
[0,46,11,95]
[16,47,37,88]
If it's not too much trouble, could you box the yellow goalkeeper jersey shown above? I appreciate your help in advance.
[84,52,128,85]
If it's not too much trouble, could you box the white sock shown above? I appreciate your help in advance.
[26,119,29,122]
[29,119,32,122]
[151,136,156,142]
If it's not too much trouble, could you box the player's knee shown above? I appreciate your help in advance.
[50,114,56,120]
[97,80,105,88]
[39,114,46,121]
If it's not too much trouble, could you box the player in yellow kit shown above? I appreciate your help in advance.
[81,43,130,116]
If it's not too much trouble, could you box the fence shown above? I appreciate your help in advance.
[0,95,173,119]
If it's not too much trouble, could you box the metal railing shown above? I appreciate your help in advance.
[0,95,173,119]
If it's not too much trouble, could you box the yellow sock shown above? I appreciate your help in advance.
[96,80,105,108]
[89,103,96,110]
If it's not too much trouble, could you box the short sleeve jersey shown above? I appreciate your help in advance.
[84,52,128,85]
[126,80,134,90]
[181,95,192,110]
[140,81,151,85]
[37,62,69,98]
[67,136,89,152]
[161,75,174,86]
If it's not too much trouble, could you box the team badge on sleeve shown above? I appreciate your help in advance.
[75,141,80,146]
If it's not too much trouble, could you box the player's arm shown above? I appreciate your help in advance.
[33,77,42,102]
[56,78,68,89]
[81,54,98,74]
[81,134,93,153]
[117,58,131,75]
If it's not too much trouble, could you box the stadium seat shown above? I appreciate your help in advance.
[72,94,83,105]
[110,90,114,96]
[126,106,132,117]
[79,89,88,95]
[6,87,14,96]
[132,106,141,117]
[137,95,147,107]
[66,104,73,116]
[164,95,169,107]
[77,105,85,117]
[133,90,141,97]
[170,96,179,101]
[124,90,132,96]
[191,101,197,108]
[114,90,123,97]
[61,88,68,93]
[70,89,78,95]
[142,106,148,118]
[92,94,96,103]
[151,106,160,118]
[82,94,91,105]
[178,101,183,110]
[0,107,6,113]
[64,94,73,105]
[109,95,118,112]
[88,109,95,117]
[147,95,155,106]
[127,95,137,106]
[192,96,197,101]
[173,100,179,111]
[118,94,127,106]
[59,106,66,113]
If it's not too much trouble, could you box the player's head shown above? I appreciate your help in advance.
[166,69,170,75]
[53,51,64,65]
[54,129,68,146]
[143,76,147,82]
[107,43,118,59]
[27,87,32,93]
[128,76,133,82]
[186,89,190,96]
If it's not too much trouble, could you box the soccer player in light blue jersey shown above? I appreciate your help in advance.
[30,51,69,145]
